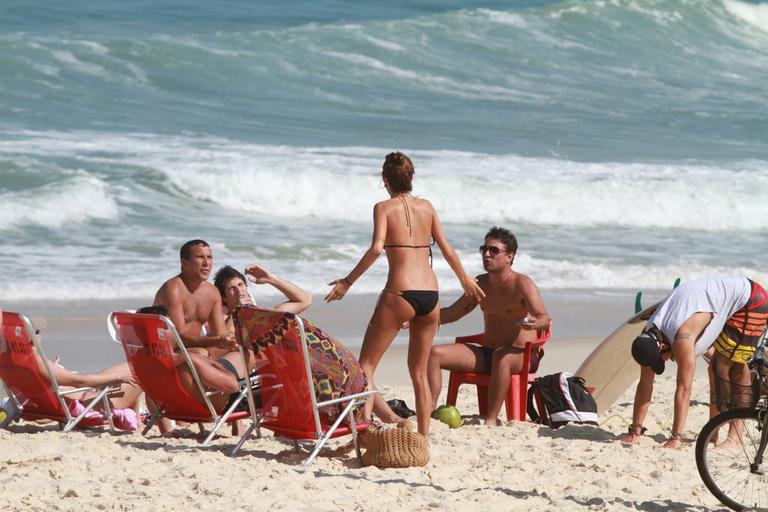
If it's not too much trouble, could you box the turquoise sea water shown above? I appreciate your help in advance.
[1,0,766,301]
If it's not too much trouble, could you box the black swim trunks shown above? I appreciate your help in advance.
[217,358,261,411]
[474,345,541,375]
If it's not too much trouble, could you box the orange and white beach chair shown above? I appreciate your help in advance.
[445,323,551,421]
[108,311,264,449]
[0,311,117,432]
[231,305,380,465]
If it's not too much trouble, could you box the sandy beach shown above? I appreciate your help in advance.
[0,374,722,511]
[1,292,724,511]
[3,1,766,510]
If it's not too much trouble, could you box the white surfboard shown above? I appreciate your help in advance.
[575,303,658,415]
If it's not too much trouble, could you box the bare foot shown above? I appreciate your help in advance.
[715,437,742,450]
[619,433,641,444]
[484,418,502,426]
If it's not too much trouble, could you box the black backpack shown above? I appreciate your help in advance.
[527,372,598,429]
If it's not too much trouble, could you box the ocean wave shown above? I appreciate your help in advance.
[723,0,768,34]
[0,172,119,230]
[2,249,764,301]
[2,0,768,163]
[2,131,767,232]
[140,144,768,232]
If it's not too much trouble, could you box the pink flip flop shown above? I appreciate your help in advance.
[110,408,138,432]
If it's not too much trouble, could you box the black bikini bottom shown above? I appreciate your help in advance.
[398,290,439,317]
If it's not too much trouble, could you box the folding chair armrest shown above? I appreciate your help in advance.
[315,389,381,410]
[535,322,552,341]
[521,336,548,378]
[59,385,114,397]
[526,337,548,351]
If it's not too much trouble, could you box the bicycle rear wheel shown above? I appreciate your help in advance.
[696,408,768,511]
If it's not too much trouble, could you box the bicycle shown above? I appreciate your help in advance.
[695,333,768,511]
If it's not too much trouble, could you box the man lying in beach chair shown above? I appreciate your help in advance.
[232,305,380,465]
[0,309,140,432]
[109,310,264,447]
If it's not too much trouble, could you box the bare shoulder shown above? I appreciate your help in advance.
[514,272,540,290]
[413,197,435,211]
[200,281,220,299]
[154,276,183,304]
[374,198,395,213]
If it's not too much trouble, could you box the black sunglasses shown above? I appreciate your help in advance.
[479,245,507,256]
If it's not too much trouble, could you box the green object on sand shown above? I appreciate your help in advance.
[434,405,462,428]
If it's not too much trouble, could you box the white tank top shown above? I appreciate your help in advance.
[649,277,751,356]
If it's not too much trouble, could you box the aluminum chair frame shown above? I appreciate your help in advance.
[108,311,262,447]
[0,311,116,432]
[232,306,380,465]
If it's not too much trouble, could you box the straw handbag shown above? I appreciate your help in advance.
[360,420,429,468]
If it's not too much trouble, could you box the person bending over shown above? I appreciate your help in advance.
[621,276,768,448]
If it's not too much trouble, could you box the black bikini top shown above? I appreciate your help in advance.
[383,195,434,267]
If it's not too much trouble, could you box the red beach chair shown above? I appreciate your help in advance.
[108,311,263,449]
[232,305,380,465]
[0,311,117,431]
[445,323,551,421]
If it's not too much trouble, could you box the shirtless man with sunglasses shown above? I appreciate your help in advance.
[427,226,550,426]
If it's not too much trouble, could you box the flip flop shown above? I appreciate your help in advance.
[387,399,416,419]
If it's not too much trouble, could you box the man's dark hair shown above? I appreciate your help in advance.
[179,239,210,260]
[485,226,518,254]
[214,265,247,298]
[136,305,168,316]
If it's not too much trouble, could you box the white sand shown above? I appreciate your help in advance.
[0,374,726,511]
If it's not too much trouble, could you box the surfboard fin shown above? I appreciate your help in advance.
[634,277,681,314]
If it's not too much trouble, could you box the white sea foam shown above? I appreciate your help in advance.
[475,9,529,29]
[0,173,119,230]
[723,0,768,33]
[157,148,768,232]
[0,280,159,302]
[2,248,764,301]
[2,131,767,233]
[321,51,543,102]
[50,50,110,78]
[155,35,244,57]
[360,34,406,52]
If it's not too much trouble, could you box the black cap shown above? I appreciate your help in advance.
[631,331,665,375]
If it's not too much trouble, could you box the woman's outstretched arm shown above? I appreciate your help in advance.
[325,202,387,302]
[429,204,485,303]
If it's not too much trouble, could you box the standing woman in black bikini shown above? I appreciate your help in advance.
[325,152,484,438]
